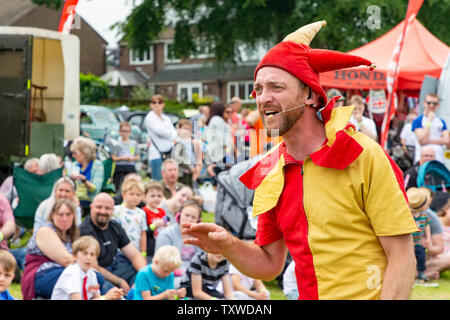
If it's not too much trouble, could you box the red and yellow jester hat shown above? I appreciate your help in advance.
[252,21,375,107]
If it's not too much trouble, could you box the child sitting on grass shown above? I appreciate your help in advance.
[0,249,16,300]
[51,236,123,300]
[180,251,233,300]
[143,181,168,260]
[113,179,148,258]
[406,188,432,282]
[131,245,186,300]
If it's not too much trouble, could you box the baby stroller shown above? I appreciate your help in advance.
[416,160,450,192]
[214,156,262,240]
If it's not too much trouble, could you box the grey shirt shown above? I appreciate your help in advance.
[112,138,139,166]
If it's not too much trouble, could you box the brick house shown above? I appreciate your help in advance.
[115,27,269,103]
[0,0,107,76]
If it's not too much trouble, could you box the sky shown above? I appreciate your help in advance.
[75,0,141,47]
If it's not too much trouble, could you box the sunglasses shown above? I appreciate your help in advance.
[426,101,438,106]
[151,100,164,104]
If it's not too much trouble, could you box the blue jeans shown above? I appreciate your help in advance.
[150,158,162,181]
[415,245,426,272]
[34,267,65,299]
[10,247,26,270]
[102,252,137,296]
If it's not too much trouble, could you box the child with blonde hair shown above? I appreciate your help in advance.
[0,249,17,300]
[131,245,186,300]
[113,179,148,257]
[51,236,123,300]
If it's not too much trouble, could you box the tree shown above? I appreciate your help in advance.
[118,0,449,64]
[32,0,449,65]
[80,73,109,105]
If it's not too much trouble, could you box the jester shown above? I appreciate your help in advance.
[183,21,419,300]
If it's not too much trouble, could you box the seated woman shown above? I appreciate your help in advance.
[21,199,79,300]
[38,153,62,175]
[160,185,193,223]
[68,136,104,214]
[155,200,203,288]
[34,177,82,233]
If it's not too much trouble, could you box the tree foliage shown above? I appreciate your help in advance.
[80,73,110,105]
[118,0,449,65]
[32,0,449,65]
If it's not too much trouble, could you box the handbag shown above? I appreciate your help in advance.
[148,135,173,161]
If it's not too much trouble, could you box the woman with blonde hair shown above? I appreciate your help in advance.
[68,136,104,212]
[34,177,82,233]
[21,199,80,299]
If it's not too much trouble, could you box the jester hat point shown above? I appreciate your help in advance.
[252,21,375,107]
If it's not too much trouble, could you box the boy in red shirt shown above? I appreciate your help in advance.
[143,181,167,260]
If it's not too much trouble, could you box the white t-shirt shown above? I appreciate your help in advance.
[51,263,100,300]
[282,261,298,297]
[349,115,378,140]
[143,111,177,160]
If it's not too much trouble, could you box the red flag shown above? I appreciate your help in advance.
[380,0,424,148]
[58,0,79,34]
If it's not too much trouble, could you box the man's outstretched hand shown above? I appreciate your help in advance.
[181,222,234,254]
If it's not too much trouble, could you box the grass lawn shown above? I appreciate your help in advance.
[8,210,450,300]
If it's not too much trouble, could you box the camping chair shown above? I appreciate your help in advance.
[13,166,63,229]
[101,158,116,194]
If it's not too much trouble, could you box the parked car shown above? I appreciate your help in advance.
[115,109,180,140]
[80,105,120,142]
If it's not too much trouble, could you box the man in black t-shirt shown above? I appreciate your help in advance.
[80,193,147,295]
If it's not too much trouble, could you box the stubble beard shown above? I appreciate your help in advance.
[261,95,306,138]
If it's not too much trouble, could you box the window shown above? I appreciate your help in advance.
[191,38,214,59]
[129,47,153,65]
[178,82,203,102]
[227,81,254,103]
[237,41,272,62]
[164,43,181,63]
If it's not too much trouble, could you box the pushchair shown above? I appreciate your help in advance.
[416,160,450,192]
[214,156,262,240]
[215,156,292,288]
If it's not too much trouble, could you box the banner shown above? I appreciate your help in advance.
[380,0,424,148]
[58,0,80,34]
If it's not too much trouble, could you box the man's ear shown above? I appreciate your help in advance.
[305,89,320,108]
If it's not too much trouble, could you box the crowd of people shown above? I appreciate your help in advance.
[0,93,275,300]
[1,84,449,300]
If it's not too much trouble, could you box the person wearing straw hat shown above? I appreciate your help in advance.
[406,188,432,282]
[182,21,420,300]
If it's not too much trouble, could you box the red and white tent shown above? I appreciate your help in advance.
[320,18,449,97]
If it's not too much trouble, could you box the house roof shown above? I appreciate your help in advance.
[0,0,37,26]
[100,69,147,86]
[149,62,257,83]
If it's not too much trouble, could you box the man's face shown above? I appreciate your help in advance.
[162,163,179,184]
[254,67,307,137]
[420,148,435,164]
[423,95,439,113]
[90,195,114,229]
[230,100,242,112]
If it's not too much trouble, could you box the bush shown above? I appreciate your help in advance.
[80,73,110,105]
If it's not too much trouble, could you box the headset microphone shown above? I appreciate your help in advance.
[267,103,309,118]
